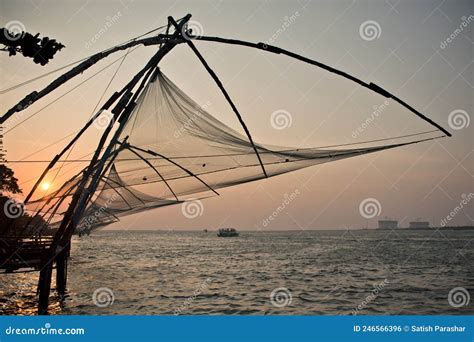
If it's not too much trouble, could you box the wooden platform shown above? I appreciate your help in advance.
[0,236,54,273]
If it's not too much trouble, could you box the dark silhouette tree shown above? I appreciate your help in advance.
[0,126,21,195]
[0,164,22,195]
[0,27,65,65]
[0,125,33,236]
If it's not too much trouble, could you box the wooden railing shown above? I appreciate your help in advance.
[0,236,54,272]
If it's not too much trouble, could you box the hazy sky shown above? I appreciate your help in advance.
[1,0,472,230]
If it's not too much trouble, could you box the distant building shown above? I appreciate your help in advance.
[409,221,430,228]
[378,219,398,229]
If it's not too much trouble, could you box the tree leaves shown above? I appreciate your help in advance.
[0,28,65,65]
[0,164,22,195]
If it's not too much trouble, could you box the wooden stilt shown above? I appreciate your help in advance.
[38,261,53,315]
[55,248,68,295]
[6,15,193,316]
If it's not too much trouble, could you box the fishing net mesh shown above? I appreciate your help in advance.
[19,69,433,235]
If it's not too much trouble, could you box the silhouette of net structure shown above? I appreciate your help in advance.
[19,69,436,235]
[0,15,453,315]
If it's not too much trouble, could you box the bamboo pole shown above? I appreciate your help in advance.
[35,15,192,314]
[168,17,268,177]
[190,35,452,137]
[0,36,181,125]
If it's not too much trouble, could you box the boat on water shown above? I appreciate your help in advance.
[217,228,239,237]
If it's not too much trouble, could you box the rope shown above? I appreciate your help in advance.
[27,47,133,216]
[3,46,140,135]
[0,21,175,94]
[0,57,91,94]
[6,130,444,163]
[49,47,133,190]
[58,135,447,189]
[18,152,93,186]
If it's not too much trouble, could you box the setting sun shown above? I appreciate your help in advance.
[0,1,471,332]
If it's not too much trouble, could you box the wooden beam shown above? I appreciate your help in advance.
[191,35,452,137]
[168,18,268,177]
[0,35,185,125]
[130,144,220,196]
[37,262,53,315]
[55,245,69,295]
[33,15,193,314]
[123,144,180,201]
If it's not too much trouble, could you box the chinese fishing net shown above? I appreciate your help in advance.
[19,69,441,235]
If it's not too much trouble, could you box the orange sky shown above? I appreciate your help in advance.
[1,0,472,230]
